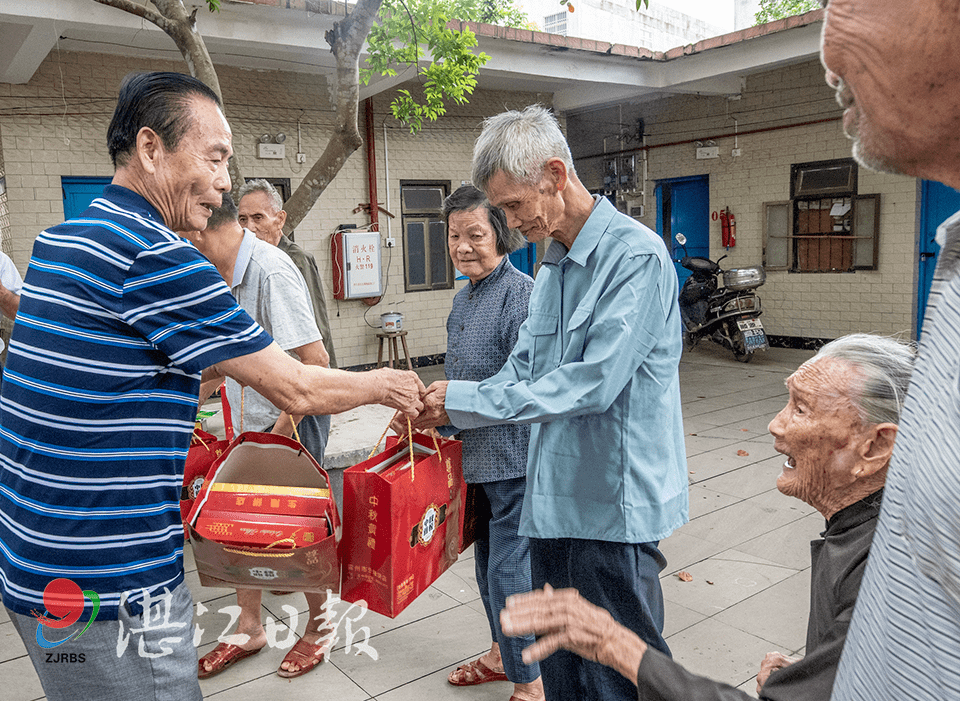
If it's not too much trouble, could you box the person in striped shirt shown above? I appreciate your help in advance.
[0,71,423,701]
[821,1,960,699]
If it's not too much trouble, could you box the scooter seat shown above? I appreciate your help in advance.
[682,257,720,274]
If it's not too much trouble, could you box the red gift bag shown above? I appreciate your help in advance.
[459,483,483,554]
[186,432,341,594]
[181,428,229,540]
[340,432,465,618]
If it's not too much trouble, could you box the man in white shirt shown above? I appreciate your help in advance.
[0,250,23,364]
[190,194,334,680]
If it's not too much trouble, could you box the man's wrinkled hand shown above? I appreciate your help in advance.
[388,411,407,436]
[756,652,798,692]
[411,381,450,430]
[390,411,442,439]
[380,369,425,418]
[501,585,620,666]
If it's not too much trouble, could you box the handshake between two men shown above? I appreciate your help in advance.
[388,381,451,434]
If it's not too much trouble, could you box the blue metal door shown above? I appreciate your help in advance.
[656,175,709,289]
[918,180,960,338]
[509,242,537,277]
[62,176,112,220]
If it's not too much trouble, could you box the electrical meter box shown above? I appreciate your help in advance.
[331,229,383,300]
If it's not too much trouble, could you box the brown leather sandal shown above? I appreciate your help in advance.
[277,636,328,678]
[197,642,263,679]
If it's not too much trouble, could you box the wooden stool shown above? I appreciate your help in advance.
[376,330,413,370]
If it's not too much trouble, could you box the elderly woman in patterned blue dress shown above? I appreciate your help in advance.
[441,185,544,701]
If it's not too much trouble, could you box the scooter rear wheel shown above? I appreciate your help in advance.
[728,323,754,363]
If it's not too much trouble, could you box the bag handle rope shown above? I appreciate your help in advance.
[192,428,212,452]
[223,544,296,558]
[238,386,301,444]
[367,413,442,482]
[224,531,299,555]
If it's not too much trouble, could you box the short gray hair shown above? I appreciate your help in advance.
[237,178,283,212]
[806,333,916,426]
[471,105,576,193]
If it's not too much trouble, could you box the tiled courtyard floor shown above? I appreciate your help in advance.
[1,344,820,700]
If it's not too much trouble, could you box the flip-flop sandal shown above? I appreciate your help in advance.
[277,636,328,679]
[447,658,509,686]
[198,642,263,679]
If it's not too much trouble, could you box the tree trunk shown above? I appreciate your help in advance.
[282,0,384,233]
[94,0,386,227]
[92,0,243,195]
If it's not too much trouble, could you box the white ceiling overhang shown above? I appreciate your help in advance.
[0,0,823,114]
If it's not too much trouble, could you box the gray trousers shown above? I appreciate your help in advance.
[8,581,202,701]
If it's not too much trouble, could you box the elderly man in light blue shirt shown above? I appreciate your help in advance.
[415,105,688,701]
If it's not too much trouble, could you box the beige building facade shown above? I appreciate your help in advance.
[567,57,922,345]
[0,3,942,367]
[0,49,547,368]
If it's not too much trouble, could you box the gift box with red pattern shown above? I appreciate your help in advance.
[187,432,340,593]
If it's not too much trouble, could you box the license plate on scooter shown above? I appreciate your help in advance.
[736,318,769,352]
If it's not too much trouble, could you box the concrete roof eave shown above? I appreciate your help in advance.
[468,14,824,113]
[0,0,824,117]
[0,0,343,84]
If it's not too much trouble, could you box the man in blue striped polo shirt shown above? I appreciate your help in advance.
[0,72,423,701]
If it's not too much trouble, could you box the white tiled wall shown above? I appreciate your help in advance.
[0,50,550,367]
[568,58,919,341]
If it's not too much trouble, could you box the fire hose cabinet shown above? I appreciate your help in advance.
[332,228,383,300]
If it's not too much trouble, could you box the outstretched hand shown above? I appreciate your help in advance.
[756,652,798,692]
[379,368,425,418]
[389,411,441,439]
[500,584,646,684]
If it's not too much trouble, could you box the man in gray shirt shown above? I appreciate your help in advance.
[238,179,338,368]
[192,195,334,679]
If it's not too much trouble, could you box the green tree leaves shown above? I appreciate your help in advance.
[755,0,819,24]
[363,0,527,132]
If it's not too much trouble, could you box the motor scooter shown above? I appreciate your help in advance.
[674,233,768,362]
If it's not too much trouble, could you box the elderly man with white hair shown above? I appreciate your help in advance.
[499,334,915,701]
[414,105,689,701]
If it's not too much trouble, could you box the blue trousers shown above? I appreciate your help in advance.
[529,537,669,701]
[296,413,330,465]
[474,476,541,683]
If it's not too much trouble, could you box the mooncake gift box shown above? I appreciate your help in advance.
[202,482,331,517]
[193,509,331,549]
[340,432,465,617]
[187,432,340,593]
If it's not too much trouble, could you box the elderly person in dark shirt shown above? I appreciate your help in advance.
[439,185,544,701]
[498,334,914,701]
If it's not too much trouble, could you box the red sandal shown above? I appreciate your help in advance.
[448,658,509,686]
[197,642,263,679]
[277,636,328,679]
